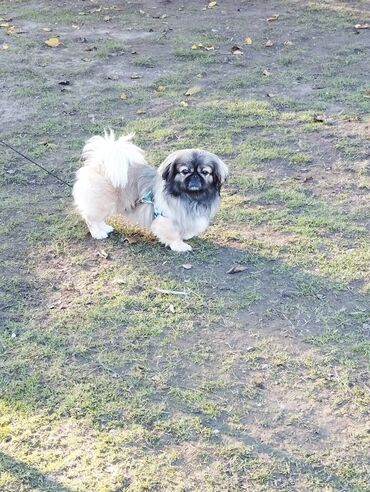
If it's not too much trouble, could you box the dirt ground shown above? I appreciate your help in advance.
[0,1,369,491]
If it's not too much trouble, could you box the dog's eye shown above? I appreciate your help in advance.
[201,170,210,176]
[181,169,190,175]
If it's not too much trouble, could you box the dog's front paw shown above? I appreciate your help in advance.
[169,241,192,252]
[89,222,114,240]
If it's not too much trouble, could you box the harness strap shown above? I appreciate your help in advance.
[140,190,163,218]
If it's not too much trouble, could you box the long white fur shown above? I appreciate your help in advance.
[81,130,146,188]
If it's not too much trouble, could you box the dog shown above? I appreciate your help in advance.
[73,130,228,252]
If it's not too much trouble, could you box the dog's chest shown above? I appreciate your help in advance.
[182,215,210,239]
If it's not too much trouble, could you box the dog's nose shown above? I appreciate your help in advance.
[188,175,202,190]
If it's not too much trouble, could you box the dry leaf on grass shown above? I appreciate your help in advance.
[192,42,214,51]
[155,85,166,92]
[265,39,274,47]
[45,37,60,47]
[6,25,17,35]
[182,264,192,270]
[208,1,218,8]
[267,14,279,21]
[231,45,243,54]
[244,36,252,45]
[2,43,9,49]
[262,69,271,76]
[354,23,368,29]
[227,265,247,274]
[184,85,201,96]
[96,250,110,259]
[130,73,143,79]
[180,100,189,107]
[137,109,146,114]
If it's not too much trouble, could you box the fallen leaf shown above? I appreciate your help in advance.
[42,27,52,32]
[266,92,276,97]
[104,15,112,21]
[96,249,110,259]
[2,43,9,50]
[354,23,368,29]
[0,22,10,28]
[45,37,60,47]
[265,39,274,47]
[192,42,214,51]
[267,14,279,21]
[38,141,57,150]
[168,304,176,313]
[6,25,17,35]
[262,68,271,76]
[244,36,252,45]
[180,100,189,107]
[137,108,146,114]
[227,265,247,274]
[155,85,166,92]
[113,277,126,285]
[120,92,128,100]
[72,24,80,29]
[6,169,16,174]
[184,85,201,96]
[284,40,293,46]
[313,114,326,122]
[231,45,243,54]
[130,73,143,79]
[208,1,218,7]
[182,263,192,270]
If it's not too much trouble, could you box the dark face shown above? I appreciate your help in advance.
[163,151,220,201]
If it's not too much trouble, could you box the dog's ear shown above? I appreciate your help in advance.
[158,151,178,181]
[213,156,229,189]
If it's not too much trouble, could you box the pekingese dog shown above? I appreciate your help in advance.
[73,130,228,252]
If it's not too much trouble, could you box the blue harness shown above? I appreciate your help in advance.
[140,190,163,218]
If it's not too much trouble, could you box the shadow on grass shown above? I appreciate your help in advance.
[0,452,76,492]
[1,227,369,488]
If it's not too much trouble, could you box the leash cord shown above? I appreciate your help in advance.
[0,139,73,188]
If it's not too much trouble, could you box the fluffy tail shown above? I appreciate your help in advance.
[81,129,146,188]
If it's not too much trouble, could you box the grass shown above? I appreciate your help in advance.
[1,0,370,491]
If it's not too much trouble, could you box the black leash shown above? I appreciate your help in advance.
[0,139,73,188]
